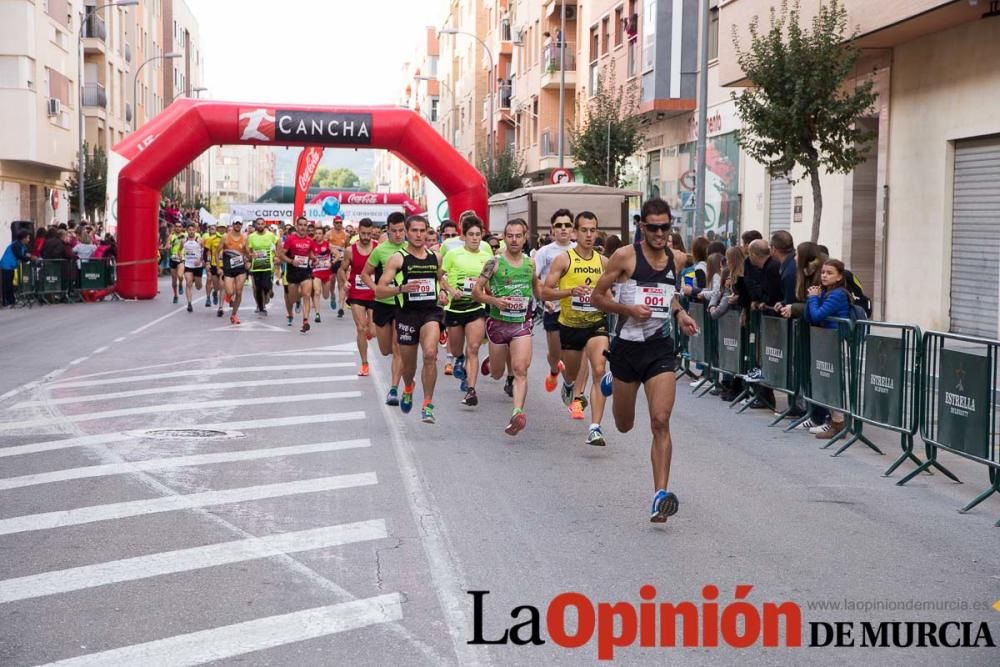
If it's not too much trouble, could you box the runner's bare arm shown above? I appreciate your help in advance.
[592,246,638,317]
[472,257,501,309]
[538,252,571,302]
[340,247,353,283]
[360,259,378,292]
[373,253,403,300]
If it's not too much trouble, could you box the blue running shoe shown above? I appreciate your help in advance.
[600,371,614,397]
[650,490,679,523]
[421,403,435,424]
[586,426,606,447]
[178,284,184,295]
[453,355,467,381]
[385,387,399,406]
[400,387,414,413]
[460,378,469,392]
[330,297,337,311]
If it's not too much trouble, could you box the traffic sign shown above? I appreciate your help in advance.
[549,168,574,185]
[680,191,696,211]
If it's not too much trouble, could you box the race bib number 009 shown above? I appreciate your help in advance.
[407,278,437,301]
[571,291,597,312]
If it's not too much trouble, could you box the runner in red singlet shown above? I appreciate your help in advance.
[276,216,317,333]
[310,228,334,324]
[340,218,379,376]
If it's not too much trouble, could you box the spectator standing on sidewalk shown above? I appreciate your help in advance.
[1,230,34,306]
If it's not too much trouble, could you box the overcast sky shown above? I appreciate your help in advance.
[186,0,442,106]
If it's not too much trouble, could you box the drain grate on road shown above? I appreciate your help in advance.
[127,428,245,440]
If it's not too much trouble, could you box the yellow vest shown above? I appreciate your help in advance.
[558,248,605,328]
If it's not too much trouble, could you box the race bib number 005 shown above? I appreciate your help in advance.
[501,296,530,320]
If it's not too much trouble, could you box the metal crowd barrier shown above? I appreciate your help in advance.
[13,258,116,306]
[794,319,857,449]
[684,301,714,394]
[757,315,802,425]
[709,309,752,408]
[907,331,1000,526]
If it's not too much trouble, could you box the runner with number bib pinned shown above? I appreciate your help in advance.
[591,198,698,523]
[247,217,279,315]
[362,212,407,405]
[342,218,379,376]
[181,223,204,313]
[473,218,542,436]
[277,216,316,333]
[541,211,610,446]
[311,227,334,324]
[221,219,249,325]
[375,214,448,424]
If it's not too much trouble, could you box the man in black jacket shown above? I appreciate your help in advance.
[746,239,782,409]
[770,230,796,306]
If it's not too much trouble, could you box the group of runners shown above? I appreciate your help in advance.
[164,215,358,333]
[353,200,697,523]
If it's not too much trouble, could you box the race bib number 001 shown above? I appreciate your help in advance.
[571,291,597,312]
[637,283,673,319]
[407,278,437,301]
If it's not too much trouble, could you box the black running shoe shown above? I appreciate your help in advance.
[461,388,478,406]
[503,376,514,398]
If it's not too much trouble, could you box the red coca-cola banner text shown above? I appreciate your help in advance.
[308,190,421,215]
[293,146,324,219]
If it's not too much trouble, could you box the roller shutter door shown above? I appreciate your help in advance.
[950,136,1000,337]
[768,177,792,234]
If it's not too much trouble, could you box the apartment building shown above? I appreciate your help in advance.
[208,145,276,210]
[0,0,81,247]
[162,0,205,204]
[722,0,1000,333]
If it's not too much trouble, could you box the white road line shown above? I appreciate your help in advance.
[49,362,353,389]
[0,439,372,491]
[0,412,367,459]
[11,375,358,408]
[42,594,403,667]
[0,391,362,432]
[0,472,378,537]
[0,519,388,604]
[68,357,87,366]
[92,346,109,355]
[113,337,126,343]
[369,357,490,665]
[129,298,206,335]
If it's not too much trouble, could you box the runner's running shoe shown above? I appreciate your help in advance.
[600,371,614,397]
[481,357,490,377]
[300,321,310,334]
[587,427,606,447]
[439,330,448,346]
[400,386,414,414]
[544,372,559,393]
[230,315,240,325]
[421,403,435,424]
[650,490,679,523]
[173,295,178,304]
[212,290,218,305]
[204,297,211,308]
[452,356,466,381]
[179,284,184,295]
[217,308,224,318]
[357,363,370,377]
[287,316,293,327]
[338,308,344,318]
[385,387,400,406]
[315,313,321,323]
[444,362,453,376]
[461,388,478,406]
[505,411,526,436]
[576,394,589,410]
[561,383,574,407]
[569,399,585,420]
[504,376,514,398]
[186,303,193,312]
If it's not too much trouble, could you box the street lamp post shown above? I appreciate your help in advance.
[77,0,138,222]
[132,51,183,133]
[439,28,494,168]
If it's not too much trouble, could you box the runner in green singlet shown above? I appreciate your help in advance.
[247,217,279,315]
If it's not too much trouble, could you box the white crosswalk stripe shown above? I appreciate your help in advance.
[0,473,378,536]
[0,439,372,491]
[0,391,362,432]
[48,363,353,390]
[41,594,404,667]
[0,411,366,459]
[0,519,388,604]
[10,375,358,408]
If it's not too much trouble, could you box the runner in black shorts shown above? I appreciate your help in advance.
[341,218,379,377]
[591,197,698,524]
[375,214,448,425]
[362,212,407,405]
[277,216,317,333]
[221,220,249,325]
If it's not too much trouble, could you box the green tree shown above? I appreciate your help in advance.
[569,61,642,187]
[311,166,361,189]
[479,144,527,196]
[64,142,108,221]
[732,0,877,243]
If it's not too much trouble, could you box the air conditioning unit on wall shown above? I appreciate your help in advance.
[47,98,61,116]
[512,25,524,45]
[564,6,577,21]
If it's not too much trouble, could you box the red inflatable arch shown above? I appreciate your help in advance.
[111,98,488,299]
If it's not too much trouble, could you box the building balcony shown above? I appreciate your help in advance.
[541,42,576,89]
[82,14,106,54]
[82,83,107,109]
[543,0,578,20]
[124,42,132,64]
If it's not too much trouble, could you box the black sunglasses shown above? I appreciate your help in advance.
[552,222,572,229]
[643,222,671,234]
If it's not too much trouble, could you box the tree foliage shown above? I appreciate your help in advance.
[64,142,108,221]
[311,166,361,189]
[479,143,527,196]
[732,0,877,242]
[569,61,643,187]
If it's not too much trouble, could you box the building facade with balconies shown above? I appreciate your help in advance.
[0,0,81,245]
[722,0,1000,331]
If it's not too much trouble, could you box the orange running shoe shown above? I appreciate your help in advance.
[569,399,585,420]
[230,314,240,325]
[444,362,453,376]
[439,330,448,346]
[358,363,370,377]
[544,372,559,393]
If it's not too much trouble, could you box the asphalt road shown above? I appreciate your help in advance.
[0,280,997,666]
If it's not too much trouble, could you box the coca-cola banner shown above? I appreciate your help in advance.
[293,146,324,220]
[308,190,421,215]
